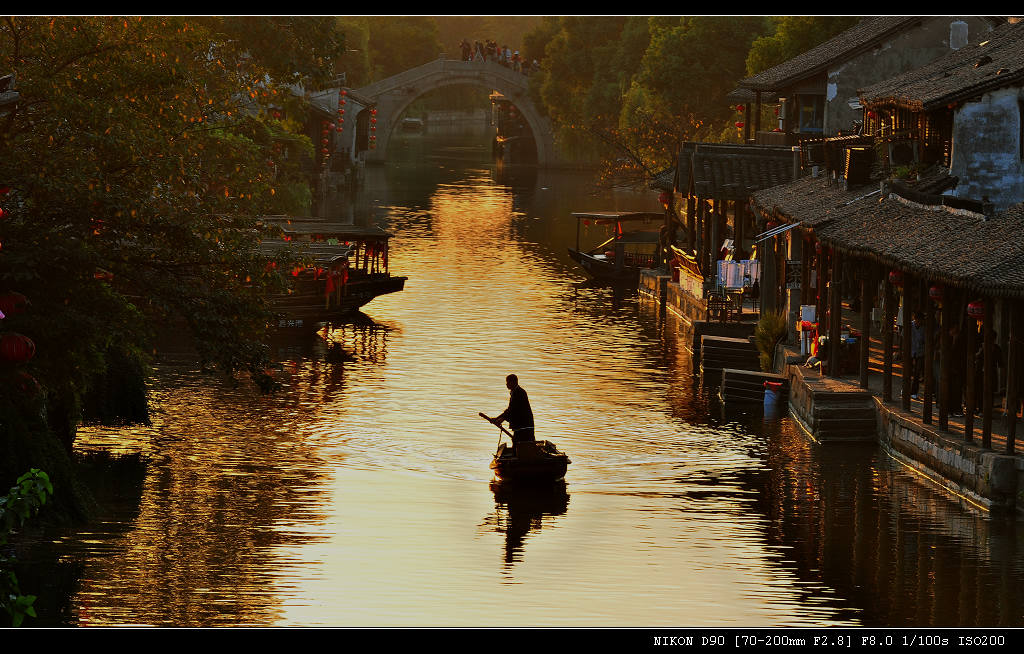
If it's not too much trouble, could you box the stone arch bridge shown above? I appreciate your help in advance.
[355,57,565,167]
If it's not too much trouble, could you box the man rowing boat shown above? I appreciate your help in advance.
[483,374,535,444]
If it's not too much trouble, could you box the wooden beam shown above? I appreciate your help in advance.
[923,288,935,424]
[939,291,952,431]
[883,276,895,403]
[901,276,914,411]
[686,195,696,252]
[965,311,977,444]
[1006,301,1020,455]
[859,267,872,389]
[982,299,994,448]
[829,248,842,377]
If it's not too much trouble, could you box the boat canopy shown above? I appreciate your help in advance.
[260,216,394,241]
[571,211,664,223]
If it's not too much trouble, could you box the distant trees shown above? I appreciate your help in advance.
[523,16,861,186]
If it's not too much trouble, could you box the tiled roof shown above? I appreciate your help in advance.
[751,176,1024,297]
[738,17,923,92]
[859,20,1024,111]
[678,143,795,199]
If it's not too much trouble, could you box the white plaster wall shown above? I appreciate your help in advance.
[949,86,1024,211]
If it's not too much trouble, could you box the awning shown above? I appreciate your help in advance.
[754,222,799,243]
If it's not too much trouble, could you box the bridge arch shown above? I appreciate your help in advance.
[355,58,563,167]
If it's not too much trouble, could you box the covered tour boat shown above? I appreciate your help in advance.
[567,211,663,283]
[260,217,407,327]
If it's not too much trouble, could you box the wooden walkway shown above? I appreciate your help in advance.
[822,302,1018,454]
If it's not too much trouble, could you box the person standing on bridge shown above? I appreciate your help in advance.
[460,39,471,61]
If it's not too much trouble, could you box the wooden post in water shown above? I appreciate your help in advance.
[982,299,994,448]
[923,287,935,424]
[965,310,977,444]
[1006,301,1020,454]
[829,247,842,378]
[883,275,894,403]
[939,290,953,430]
[859,266,872,389]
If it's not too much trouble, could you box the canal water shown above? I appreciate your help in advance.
[25,126,1024,627]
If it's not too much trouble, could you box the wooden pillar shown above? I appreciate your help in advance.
[860,267,873,389]
[901,277,913,411]
[754,91,762,135]
[923,289,936,424]
[829,248,843,377]
[734,201,746,260]
[883,276,895,403]
[982,299,994,448]
[686,195,696,252]
[700,199,710,277]
[744,102,752,143]
[816,246,827,349]
[1005,301,1020,455]
[710,200,721,283]
[800,235,811,306]
[939,291,953,431]
[965,312,977,444]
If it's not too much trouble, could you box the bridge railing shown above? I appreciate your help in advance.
[357,57,529,99]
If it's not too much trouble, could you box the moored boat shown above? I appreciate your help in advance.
[260,217,407,327]
[567,211,663,283]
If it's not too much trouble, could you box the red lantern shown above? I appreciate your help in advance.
[339,99,346,106]
[928,284,943,302]
[736,105,744,113]
[0,332,36,363]
[968,300,985,320]
[766,221,779,231]
[814,242,822,255]
[0,292,29,315]
[321,138,329,146]
[888,270,903,287]
[371,109,377,116]
[659,191,671,208]
[321,147,329,155]
[735,121,744,128]
[341,89,347,96]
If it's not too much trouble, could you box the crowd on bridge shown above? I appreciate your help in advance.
[459,39,540,76]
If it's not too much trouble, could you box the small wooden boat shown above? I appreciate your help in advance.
[490,440,571,482]
[567,211,663,283]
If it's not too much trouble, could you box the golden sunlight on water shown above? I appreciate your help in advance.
[50,134,1024,628]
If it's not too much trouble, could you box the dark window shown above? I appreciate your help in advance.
[796,95,825,134]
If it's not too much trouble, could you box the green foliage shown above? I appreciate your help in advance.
[746,17,860,76]
[754,310,790,372]
[524,16,769,183]
[366,16,443,80]
[0,469,53,627]
[1,17,340,452]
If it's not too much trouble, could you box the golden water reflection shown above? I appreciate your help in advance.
[34,137,1024,627]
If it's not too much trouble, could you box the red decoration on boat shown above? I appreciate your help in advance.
[0,332,36,363]
[888,270,903,287]
[968,300,985,320]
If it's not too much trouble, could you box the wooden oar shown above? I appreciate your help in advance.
[479,412,513,449]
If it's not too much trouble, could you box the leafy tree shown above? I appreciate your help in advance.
[0,469,53,627]
[746,16,860,76]
[365,16,443,81]
[0,16,342,464]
